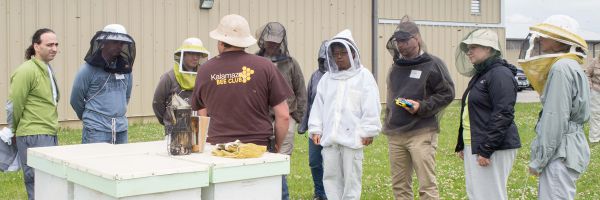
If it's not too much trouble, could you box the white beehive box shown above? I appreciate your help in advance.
[28,141,210,200]
[66,154,209,199]
[28,141,288,200]
[173,145,290,200]
[29,143,117,200]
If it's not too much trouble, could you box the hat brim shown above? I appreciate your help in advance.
[460,38,500,52]
[96,34,133,43]
[393,31,413,40]
[210,29,257,48]
[264,35,284,43]
[176,45,210,57]
[531,23,588,49]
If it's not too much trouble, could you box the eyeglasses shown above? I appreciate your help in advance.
[332,51,349,57]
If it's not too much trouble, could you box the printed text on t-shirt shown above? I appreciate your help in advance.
[210,66,255,85]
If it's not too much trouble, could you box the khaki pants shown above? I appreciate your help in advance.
[279,118,296,155]
[277,117,296,199]
[387,128,439,200]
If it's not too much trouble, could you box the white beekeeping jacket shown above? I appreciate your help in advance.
[308,29,382,149]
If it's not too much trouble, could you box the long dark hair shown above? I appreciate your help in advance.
[25,28,54,60]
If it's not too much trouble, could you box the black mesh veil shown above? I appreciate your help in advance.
[84,31,136,74]
[256,22,290,62]
[385,15,427,62]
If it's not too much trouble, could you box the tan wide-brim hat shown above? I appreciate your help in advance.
[460,29,501,53]
[210,14,257,48]
[529,15,588,50]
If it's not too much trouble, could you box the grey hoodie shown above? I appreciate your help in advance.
[383,41,455,134]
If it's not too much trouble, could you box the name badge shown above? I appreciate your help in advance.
[409,70,422,79]
[115,74,125,80]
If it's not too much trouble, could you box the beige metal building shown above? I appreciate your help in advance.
[1,0,504,126]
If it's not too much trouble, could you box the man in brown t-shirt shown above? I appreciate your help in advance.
[191,14,292,152]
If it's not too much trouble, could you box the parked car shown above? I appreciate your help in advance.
[515,68,530,91]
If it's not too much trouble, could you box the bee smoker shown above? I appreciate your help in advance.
[167,107,193,155]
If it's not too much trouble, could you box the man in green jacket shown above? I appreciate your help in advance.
[8,28,60,200]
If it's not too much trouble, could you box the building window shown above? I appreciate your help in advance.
[471,0,481,15]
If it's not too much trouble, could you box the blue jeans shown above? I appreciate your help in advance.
[282,175,289,200]
[82,127,128,144]
[309,137,326,198]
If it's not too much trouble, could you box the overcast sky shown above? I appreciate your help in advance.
[505,0,600,40]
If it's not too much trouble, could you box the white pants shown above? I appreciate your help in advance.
[463,146,516,200]
[538,159,580,200]
[322,144,363,200]
[279,118,296,155]
[589,90,600,142]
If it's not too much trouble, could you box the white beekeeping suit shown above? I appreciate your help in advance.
[308,29,381,200]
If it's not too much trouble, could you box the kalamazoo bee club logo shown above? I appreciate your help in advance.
[211,66,255,85]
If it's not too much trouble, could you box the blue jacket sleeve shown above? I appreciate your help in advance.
[70,66,90,120]
[126,73,133,104]
[128,74,133,104]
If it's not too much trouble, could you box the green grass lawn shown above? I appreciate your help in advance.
[1,102,599,199]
